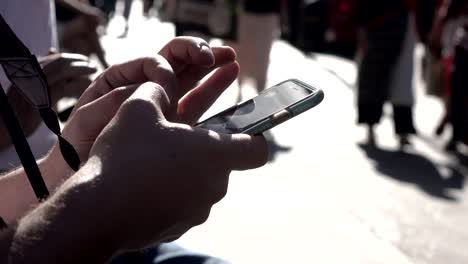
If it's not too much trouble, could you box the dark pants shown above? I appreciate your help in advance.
[393,105,416,135]
[450,45,468,142]
[357,13,408,112]
[357,13,415,135]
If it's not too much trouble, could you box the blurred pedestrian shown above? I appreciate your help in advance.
[235,0,280,100]
[56,0,110,68]
[439,0,468,150]
[143,0,155,16]
[356,0,417,149]
[118,0,134,38]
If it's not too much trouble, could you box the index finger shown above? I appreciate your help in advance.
[158,37,215,74]
[74,55,177,110]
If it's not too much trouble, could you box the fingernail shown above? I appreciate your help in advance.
[199,42,211,52]
[199,43,215,65]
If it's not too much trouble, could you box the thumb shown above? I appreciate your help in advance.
[215,134,269,171]
[75,55,176,110]
[115,82,173,123]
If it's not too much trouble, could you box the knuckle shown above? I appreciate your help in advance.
[140,55,160,65]
[208,173,229,203]
[109,87,133,104]
[120,83,166,116]
[213,187,228,203]
[105,64,119,75]
[142,55,176,83]
[192,209,211,226]
[144,55,173,73]
[73,104,87,118]
[141,55,166,67]
[145,81,172,109]
[121,96,155,115]
[70,106,90,130]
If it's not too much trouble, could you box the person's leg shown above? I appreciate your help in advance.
[88,30,110,68]
[449,45,468,149]
[123,0,133,21]
[236,6,278,93]
[356,31,391,147]
[143,0,155,16]
[388,14,416,148]
[59,16,109,68]
[120,0,133,37]
[392,105,416,148]
[250,13,278,93]
[357,102,383,146]
[357,14,408,146]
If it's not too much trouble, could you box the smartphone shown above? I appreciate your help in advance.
[195,79,324,135]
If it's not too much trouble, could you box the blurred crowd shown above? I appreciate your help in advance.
[150,0,468,152]
[0,0,467,170]
[1,1,468,262]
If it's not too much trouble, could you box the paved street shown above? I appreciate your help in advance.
[100,2,468,263]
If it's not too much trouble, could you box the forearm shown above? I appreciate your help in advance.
[7,158,119,263]
[0,151,71,225]
[0,87,42,151]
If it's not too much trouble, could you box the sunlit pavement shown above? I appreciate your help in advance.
[99,2,468,263]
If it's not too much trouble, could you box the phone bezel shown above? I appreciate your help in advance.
[196,79,324,135]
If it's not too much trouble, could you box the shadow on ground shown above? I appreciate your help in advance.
[307,53,355,89]
[264,131,292,162]
[358,143,465,201]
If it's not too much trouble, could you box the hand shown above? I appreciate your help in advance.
[87,67,268,251]
[44,37,240,186]
[51,37,268,250]
[5,38,268,260]
[39,53,97,107]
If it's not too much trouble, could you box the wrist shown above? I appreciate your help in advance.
[40,145,74,192]
[11,159,121,263]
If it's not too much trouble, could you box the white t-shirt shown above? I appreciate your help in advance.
[0,0,57,170]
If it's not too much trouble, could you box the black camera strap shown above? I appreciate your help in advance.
[0,216,5,229]
[0,14,80,228]
[0,83,49,200]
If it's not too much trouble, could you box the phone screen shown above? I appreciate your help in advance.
[197,80,314,133]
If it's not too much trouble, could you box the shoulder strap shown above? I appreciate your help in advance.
[0,216,6,230]
[0,14,81,202]
[0,84,49,199]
